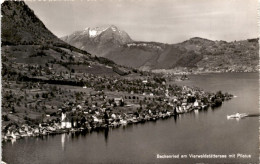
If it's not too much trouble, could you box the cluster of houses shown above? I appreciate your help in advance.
[2,57,233,142]
[2,82,233,142]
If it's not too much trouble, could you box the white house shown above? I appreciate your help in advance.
[61,112,72,129]
[193,100,199,107]
[114,97,124,106]
[142,80,148,84]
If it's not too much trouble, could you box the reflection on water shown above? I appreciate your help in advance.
[194,110,199,119]
[61,133,66,151]
[173,114,178,123]
[104,128,109,144]
[11,138,16,145]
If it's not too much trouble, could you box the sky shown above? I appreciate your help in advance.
[26,0,259,44]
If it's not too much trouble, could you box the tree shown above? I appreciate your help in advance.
[119,101,125,107]
[81,117,86,126]
[11,106,16,113]
[50,91,55,98]
[2,115,10,121]
[42,93,48,98]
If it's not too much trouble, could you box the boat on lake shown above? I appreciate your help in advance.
[227,113,248,119]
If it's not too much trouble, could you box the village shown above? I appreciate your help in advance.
[1,45,233,143]
[2,69,233,142]
[1,1,258,163]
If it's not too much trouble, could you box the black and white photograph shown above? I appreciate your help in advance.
[1,0,259,163]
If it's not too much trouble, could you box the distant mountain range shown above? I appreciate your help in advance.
[62,26,259,73]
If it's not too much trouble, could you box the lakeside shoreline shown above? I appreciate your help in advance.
[2,92,232,143]
[152,69,259,76]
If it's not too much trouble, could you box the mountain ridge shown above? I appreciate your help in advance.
[61,25,133,57]
[62,26,259,73]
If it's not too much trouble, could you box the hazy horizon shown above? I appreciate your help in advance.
[26,0,258,44]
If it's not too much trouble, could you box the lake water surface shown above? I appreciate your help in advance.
[2,73,259,164]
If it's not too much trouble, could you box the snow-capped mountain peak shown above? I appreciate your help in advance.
[91,26,108,37]
[82,26,107,38]
[89,29,98,37]
[61,25,133,56]
[82,25,124,38]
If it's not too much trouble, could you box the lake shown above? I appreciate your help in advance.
[2,73,259,164]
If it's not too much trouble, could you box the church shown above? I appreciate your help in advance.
[61,112,72,129]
